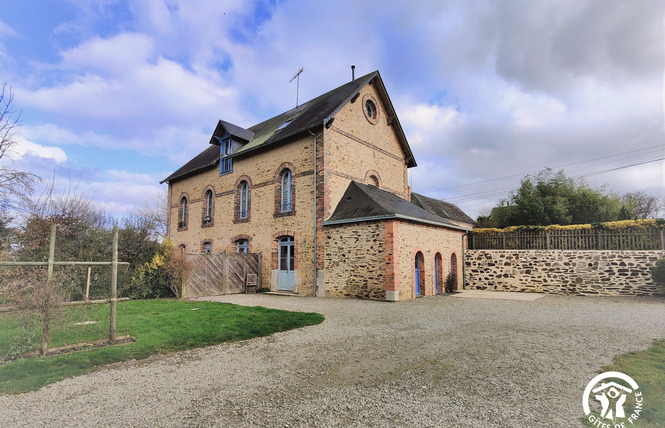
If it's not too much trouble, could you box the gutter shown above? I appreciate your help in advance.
[308,126,320,297]
[323,214,472,232]
[461,231,468,290]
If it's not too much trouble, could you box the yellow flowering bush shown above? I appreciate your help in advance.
[474,219,663,233]
[127,239,182,299]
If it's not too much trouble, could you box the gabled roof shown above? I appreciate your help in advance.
[324,181,471,231]
[210,120,255,144]
[411,193,475,225]
[162,70,415,183]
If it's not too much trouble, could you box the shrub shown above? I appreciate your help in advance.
[651,259,665,285]
[124,240,189,299]
[445,272,457,293]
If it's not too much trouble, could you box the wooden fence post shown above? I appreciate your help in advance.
[109,228,118,344]
[85,267,91,300]
[661,229,665,251]
[258,253,263,290]
[41,225,57,355]
[502,233,506,250]
[546,231,550,250]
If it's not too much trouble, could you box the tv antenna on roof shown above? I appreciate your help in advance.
[289,67,304,108]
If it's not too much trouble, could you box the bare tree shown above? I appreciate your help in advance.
[0,83,38,213]
[133,187,168,240]
[621,190,664,219]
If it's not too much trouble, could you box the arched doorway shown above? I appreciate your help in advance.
[450,253,458,291]
[278,236,295,291]
[415,252,425,296]
[434,253,443,294]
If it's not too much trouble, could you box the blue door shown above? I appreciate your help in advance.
[415,257,421,296]
[434,256,439,293]
[278,237,294,291]
[415,252,424,296]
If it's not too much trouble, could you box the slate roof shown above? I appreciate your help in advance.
[411,192,475,225]
[217,120,255,143]
[162,71,415,183]
[324,181,471,231]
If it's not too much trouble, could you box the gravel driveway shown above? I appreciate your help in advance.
[1,292,664,427]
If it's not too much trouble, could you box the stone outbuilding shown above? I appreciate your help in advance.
[162,70,472,301]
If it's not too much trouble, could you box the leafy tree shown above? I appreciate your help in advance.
[485,168,632,227]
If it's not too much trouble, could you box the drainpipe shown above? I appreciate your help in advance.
[461,231,468,289]
[308,126,319,297]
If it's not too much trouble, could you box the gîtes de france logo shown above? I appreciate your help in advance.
[583,371,644,427]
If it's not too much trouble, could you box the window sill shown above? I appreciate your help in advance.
[274,210,296,218]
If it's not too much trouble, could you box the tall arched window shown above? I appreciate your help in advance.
[281,169,292,213]
[178,197,188,229]
[435,252,443,294]
[450,253,458,291]
[239,181,248,219]
[415,251,425,296]
[203,189,214,225]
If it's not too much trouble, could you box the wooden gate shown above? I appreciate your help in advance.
[184,253,261,298]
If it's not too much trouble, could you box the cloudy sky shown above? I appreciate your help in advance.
[0,0,663,219]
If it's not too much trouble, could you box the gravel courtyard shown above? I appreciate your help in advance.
[1,292,664,427]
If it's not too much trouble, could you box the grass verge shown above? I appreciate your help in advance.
[582,339,665,427]
[0,299,324,394]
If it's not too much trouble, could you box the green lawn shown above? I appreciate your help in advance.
[0,299,324,394]
[583,339,665,427]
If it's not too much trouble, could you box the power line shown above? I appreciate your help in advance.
[430,144,664,193]
[442,155,664,204]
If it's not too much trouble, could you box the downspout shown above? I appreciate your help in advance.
[166,183,172,241]
[461,231,468,289]
[308,126,320,296]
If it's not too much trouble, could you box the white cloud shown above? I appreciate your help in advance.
[3,0,663,221]
[60,33,155,74]
[10,138,68,164]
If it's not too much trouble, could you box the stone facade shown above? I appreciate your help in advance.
[168,135,317,294]
[166,72,468,300]
[324,219,467,301]
[465,250,665,296]
[324,221,387,300]
[393,222,466,299]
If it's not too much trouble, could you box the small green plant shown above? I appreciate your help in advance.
[7,327,36,361]
[651,258,665,285]
[257,287,270,293]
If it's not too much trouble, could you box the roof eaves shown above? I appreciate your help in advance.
[160,159,218,184]
[322,71,378,125]
[368,71,416,168]
[323,213,471,231]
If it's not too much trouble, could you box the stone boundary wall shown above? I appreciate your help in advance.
[465,250,665,296]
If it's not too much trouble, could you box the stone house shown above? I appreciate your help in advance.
[162,70,473,301]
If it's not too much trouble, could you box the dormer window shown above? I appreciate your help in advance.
[220,137,233,175]
[222,138,233,156]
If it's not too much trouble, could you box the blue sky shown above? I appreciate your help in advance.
[1,0,663,219]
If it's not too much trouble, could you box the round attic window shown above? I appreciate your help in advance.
[362,94,380,125]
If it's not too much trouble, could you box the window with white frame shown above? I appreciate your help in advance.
[237,239,249,253]
[281,169,292,213]
[220,138,233,174]
[178,197,188,229]
[239,181,248,219]
[203,189,213,225]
